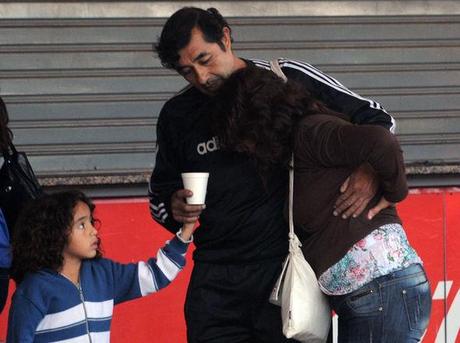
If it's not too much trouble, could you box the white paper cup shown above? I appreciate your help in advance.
[181,172,209,205]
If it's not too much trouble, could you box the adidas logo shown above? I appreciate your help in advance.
[197,136,220,155]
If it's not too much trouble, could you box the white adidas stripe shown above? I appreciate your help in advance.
[150,202,165,212]
[280,59,388,112]
[252,58,392,128]
[281,58,344,89]
[152,207,166,217]
[282,61,391,115]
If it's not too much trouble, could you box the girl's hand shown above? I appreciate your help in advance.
[179,222,196,242]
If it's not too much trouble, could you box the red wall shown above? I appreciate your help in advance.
[0,188,459,342]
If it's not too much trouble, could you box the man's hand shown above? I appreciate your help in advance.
[334,163,378,219]
[171,189,205,223]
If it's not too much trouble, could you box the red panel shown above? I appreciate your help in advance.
[1,189,459,342]
[398,192,445,342]
[444,191,460,343]
[93,199,193,343]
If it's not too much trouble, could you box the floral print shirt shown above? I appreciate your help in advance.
[318,223,422,295]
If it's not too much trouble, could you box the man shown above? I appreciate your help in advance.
[149,7,395,343]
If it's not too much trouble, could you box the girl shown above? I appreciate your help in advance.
[211,67,431,342]
[7,190,194,342]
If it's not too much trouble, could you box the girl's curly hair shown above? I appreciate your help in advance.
[10,190,103,284]
[211,66,339,175]
[0,97,13,151]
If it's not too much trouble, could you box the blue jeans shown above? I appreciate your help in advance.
[329,263,431,342]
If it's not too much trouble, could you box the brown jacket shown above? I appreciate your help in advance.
[293,114,408,276]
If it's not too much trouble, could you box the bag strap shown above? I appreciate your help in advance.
[269,59,288,82]
[1,143,16,159]
[269,60,297,244]
[8,143,17,155]
[288,156,295,238]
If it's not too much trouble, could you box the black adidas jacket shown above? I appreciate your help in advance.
[148,58,394,264]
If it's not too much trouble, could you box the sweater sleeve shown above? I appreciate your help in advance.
[148,110,183,234]
[297,115,408,203]
[110,236,188,304]
[280,59,395,132]
[7,292,43,343]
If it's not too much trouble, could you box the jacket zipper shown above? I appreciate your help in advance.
[77,282,93,343]
[58,272,92,342]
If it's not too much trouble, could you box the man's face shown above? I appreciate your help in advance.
[177,27,237,95]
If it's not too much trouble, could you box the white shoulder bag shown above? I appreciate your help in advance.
[269,59,331,342]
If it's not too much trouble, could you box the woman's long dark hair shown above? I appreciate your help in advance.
[0,98,13,151]
[11,190,103,284]
[211,66,339,174]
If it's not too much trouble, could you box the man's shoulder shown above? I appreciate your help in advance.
[276,58,322,81]
[278,58,311,70]
[248,57,309,71]
[248,58,270,70]
[160,85,206,119]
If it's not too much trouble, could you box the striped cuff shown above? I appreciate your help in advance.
[176,228,193,244]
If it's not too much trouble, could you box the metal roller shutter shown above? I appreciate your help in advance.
[0,1,458,195]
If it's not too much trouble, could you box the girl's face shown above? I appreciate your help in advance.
[63,201,99,262]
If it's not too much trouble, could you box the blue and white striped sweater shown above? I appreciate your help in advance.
[7,236,188,343]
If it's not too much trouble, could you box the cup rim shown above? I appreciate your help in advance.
[181,172,209,177]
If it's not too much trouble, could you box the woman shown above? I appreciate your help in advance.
[0,97,13,313]
[211,66,431,342]
[0,97,42,313]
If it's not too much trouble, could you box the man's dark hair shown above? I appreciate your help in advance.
[11,190,103,284]
[0,98,13,151]
[154,7,232,70]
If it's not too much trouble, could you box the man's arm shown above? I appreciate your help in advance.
[149,114,205,230]
[280,58,395,131]
[148,113,183,234]
[280,58,396,218]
